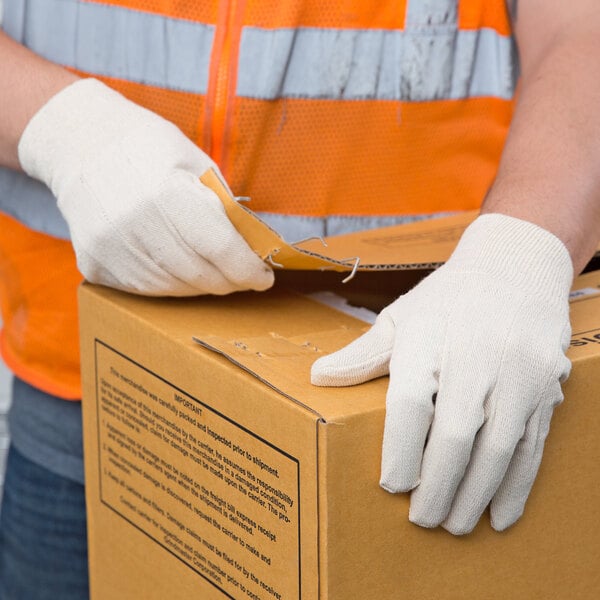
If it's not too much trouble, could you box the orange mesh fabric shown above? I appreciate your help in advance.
[242,1,407,29]
[70,70,207,147]
[95,0,408,29]
[227,96,513,216]
[459,0,512,34]
[0,214,82,399]
[91,0,218,23]
[88,0,512,33]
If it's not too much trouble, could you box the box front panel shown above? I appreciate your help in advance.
[80,287,320,600]
[94,341,300,599]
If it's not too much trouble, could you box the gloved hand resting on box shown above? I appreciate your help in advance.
[18,78,273,296]
[311,214,573,534]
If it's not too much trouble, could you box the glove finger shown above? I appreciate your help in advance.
[81,170,269,295]
[380,320,439,493]
[311,312,396,386]
[409,355,491,528]
[440,397,523,535]
[441,377,559,534]
[73,227,225,296]
[490,387,560,531]
[154,173,274,293]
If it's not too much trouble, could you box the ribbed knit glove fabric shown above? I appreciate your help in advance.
[312,214,573,534]
[18,78,273,296]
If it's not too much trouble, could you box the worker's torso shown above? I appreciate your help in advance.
[0,0,516,397]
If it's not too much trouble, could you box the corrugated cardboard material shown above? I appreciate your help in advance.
[203,169,478,273]
[80,268,600,599]
[204,168,600,307]
[203,169,600,278]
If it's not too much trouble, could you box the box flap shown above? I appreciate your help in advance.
[203,169,600,275]
[191,322,388,423]
[201,169,476,273]
[192,327,370,417]
[200,169,600,281]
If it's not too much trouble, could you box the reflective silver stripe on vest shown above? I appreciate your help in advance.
[405,0,458,27]
[3,0,214,94]
[237,27,515,101]
[4,0,515,101]
[0,164,440,242]
[0,168,70,239]
[254,212,451,243]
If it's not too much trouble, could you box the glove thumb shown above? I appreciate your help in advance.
[311,314,395,386]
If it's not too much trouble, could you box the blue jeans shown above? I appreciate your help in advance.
[0,445,89,599]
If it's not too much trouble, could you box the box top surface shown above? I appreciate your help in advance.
[81,269,600,423]
[81,284,383,422]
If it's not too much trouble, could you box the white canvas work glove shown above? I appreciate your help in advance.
[312,214,573,534]
[18,78,273,296]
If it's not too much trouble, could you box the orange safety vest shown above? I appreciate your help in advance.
[0,0,515,399]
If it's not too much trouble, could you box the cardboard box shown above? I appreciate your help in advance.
[80,267,600,599]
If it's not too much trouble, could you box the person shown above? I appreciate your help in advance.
[1,0,599,598]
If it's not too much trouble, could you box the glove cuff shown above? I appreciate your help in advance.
[18,78,144,189]
[448,213,573,301]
